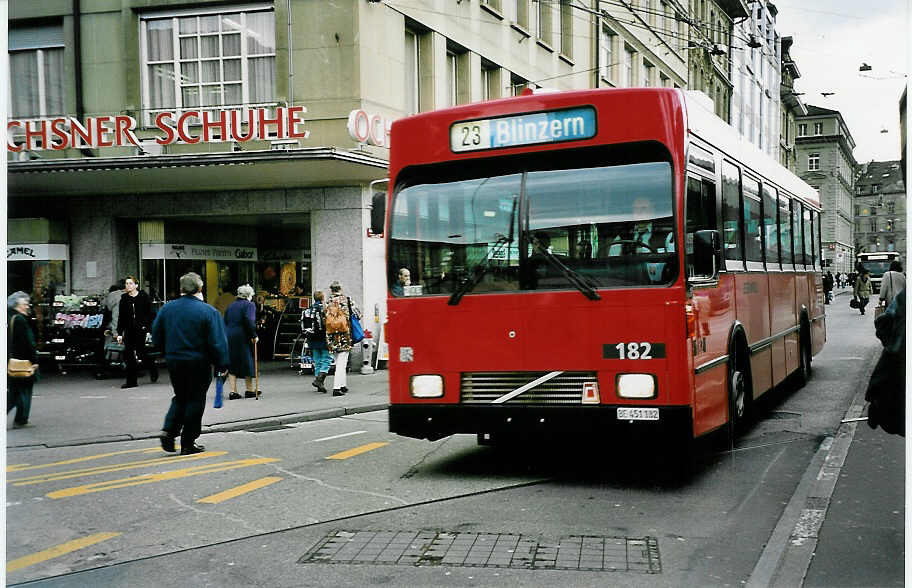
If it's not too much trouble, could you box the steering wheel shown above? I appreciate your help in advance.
[611,239,658,253]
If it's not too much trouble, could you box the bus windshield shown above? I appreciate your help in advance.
[858,260,893,276]
[389,160,675,297]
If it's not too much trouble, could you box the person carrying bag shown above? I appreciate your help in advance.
[7,292,38,427]
[866,288,905,436]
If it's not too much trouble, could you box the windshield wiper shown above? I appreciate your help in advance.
[448,196,518,306]
[529,235,601,301]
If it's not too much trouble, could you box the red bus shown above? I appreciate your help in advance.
[379,88,825,453]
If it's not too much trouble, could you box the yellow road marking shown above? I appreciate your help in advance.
[326,442,389,460]
[11,452,227,486]
[7,448,159,473]
[197,476,283,504]
[46,457,280,499]
[6,532,121,572]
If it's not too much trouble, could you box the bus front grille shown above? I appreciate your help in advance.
[460,371,597,405]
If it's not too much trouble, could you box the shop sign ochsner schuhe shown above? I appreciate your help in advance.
[6,107,310,152]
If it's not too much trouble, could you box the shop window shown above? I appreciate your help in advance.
[9,23,65,118]
[140,5,275,126]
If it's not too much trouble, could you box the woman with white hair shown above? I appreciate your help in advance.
[224,284,258,399]
[7,291,38,427]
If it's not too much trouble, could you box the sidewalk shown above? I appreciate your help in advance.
[6,361,390,449]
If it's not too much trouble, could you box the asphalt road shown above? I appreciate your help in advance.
[5,293,892,587]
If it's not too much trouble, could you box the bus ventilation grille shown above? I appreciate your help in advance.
[460,371,596,405]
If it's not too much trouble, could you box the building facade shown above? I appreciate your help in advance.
[853,161,906,263]
[794,105,857,273]
[686,0,747,121]
[730,0,781,160]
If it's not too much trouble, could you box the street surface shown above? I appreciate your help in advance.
[5,291,901,587]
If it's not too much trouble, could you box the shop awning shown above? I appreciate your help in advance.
[7,147,389,196]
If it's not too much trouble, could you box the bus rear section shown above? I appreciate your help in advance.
[856,252,901,293]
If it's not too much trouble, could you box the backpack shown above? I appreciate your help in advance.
[324,298,349,335]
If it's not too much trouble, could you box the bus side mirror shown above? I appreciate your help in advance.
[693,229,720,277]
[369,192,386,237]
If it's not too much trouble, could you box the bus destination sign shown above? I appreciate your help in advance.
[450,106,596,153]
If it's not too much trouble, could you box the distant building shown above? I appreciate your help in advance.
[854,161,906,264]
[686,0,748,122]
[795,105,857,273]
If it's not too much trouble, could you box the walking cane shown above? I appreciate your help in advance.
[254,338,259,400]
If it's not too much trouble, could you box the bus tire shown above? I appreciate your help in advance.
[727,344,751,438]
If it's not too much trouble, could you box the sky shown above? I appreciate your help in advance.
[773,0,909,163]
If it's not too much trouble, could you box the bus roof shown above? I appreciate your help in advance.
[682,90,820,208]
[390,88,819,209]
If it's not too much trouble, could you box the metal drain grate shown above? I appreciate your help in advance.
[299,530,661,573]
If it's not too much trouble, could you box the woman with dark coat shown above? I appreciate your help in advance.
[225,284,258,399]
[7,291,38,427]
[117,275,158,388]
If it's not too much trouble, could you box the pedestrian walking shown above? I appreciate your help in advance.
[7,292,38,428]
[116,275,158,388]
[224,284,259,400]
[823,271,834,304]
[324,281,362,396]
[151,272,229,455]
[305,291,331,393]
[879,261,905,308]
[866,288,905,436]
[834,271,842,289]
[853,270,873,315]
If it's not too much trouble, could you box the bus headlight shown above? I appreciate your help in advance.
[616,374,656,399]
[410,375,444,398]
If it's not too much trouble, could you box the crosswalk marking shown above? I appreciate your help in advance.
[197,476,282,504]
[326,442,389,460]
[6,447,159,473]
[6,532,121,572]
[10,452,227,486]
[46,457,280,499]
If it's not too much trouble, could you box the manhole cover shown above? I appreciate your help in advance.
[299,530,661,573]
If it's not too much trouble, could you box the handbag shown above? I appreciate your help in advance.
[7,317,36,378]
[849,297,859,309]
[348,297,365,344]
[874,301,887,320]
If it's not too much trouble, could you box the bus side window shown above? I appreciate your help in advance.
[803,207,814,269]
[742,176,763,265]
[778,194,793,267]
[762,184,779,269]
[685,175,717,278]
[721,160,743,268]
[792,200,805,267]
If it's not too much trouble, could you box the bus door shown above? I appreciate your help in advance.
[685,172,728,436]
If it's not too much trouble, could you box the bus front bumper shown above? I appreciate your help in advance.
[388,404,693,442]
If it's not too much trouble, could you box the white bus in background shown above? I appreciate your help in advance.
[856,251,902,293]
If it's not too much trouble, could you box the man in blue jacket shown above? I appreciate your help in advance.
[151,272,229,455]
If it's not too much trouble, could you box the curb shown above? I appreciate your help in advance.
[9,403,391,449]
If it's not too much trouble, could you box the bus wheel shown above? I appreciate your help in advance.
[727,351,749,437]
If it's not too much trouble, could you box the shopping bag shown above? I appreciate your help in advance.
[214,374,224,409]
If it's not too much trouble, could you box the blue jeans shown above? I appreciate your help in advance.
[312,347,331,375]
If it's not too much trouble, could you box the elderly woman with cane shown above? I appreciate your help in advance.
[224,284,259,399]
